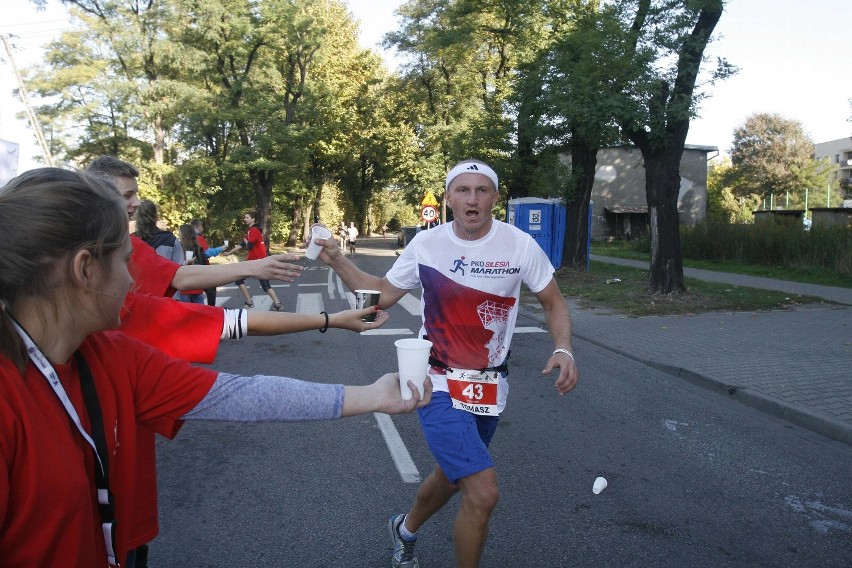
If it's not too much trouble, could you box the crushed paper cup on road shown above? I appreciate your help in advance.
[305,225,332,260]
[593,477,608,494]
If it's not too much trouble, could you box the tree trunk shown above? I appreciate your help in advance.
[249,169,275,250]
[562,137,597,268]
[287,197,305,248]
[153,114,165,165]
[645,148,685,294]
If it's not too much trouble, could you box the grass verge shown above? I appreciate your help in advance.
[591,242,851,288]
[544,261,834,317]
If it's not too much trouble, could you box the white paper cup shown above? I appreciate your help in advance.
[185,250,195,261]
[593,477,608,494]
[305,225,332,260]
[395,338,432,400]
[355,289,381,322]
[224,240,229,248]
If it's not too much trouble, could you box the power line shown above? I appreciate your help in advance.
[0,34,54,167]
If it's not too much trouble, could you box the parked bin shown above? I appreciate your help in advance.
[506,197,566,268]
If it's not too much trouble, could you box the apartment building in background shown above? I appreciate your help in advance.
[814,136,852,199]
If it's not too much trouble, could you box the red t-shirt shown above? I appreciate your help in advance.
[118,291,222,549]
[196,233,210,253]
[130,234,180,297]
[244,225,267,260]
[0,331,217,567]
[123,239,219,551]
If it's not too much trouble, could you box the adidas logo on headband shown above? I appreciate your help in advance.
[445,162,499,190]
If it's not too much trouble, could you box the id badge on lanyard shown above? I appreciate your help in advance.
[446,368,501,416]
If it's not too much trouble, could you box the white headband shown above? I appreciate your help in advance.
[445,162,499,191]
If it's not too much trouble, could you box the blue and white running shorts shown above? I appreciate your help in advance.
[417,392,500,483]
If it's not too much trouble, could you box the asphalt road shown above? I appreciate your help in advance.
[150,248,852,567]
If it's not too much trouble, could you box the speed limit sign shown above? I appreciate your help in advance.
[420,205,438,222]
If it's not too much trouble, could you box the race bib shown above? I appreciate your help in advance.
[447,368,501,416]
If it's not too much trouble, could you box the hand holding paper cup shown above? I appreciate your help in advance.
[395,338,432,400]
[223,239,229,248]
[305,224,332,260]
[355,289,381,322]
[185,250,195,261]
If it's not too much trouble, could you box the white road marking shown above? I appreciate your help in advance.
[514,326,546,333]
[296,293,324,313]
[326,269,336,299]
[397,293,421,316]
[374,413,421,483]
[361,328,414,336]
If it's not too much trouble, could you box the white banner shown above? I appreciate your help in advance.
[0,138,20,187]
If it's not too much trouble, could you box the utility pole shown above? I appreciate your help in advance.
[1,34,55,167]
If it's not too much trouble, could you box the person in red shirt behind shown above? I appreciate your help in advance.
[84,155,382,568]
[86,156,304,302]
[0,167,432,568]
[223,210,285,310]
[191,218,222,306]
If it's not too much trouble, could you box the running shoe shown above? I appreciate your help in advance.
[389,514,419,568]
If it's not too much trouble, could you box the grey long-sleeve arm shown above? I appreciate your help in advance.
[182,372,345,422]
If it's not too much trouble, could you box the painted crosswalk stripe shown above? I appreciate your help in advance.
[514,326,546,333]
[374,413,421,483]
[360,328,414,336]
[296,293,324,314]
[397,293,421,316]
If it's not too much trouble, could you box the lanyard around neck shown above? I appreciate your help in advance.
[9,317,120,566]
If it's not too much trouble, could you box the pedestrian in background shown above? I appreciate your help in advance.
[224,210,284,311]
[191,218,224,306]
[176,224,205,304]
[134,200,184,264]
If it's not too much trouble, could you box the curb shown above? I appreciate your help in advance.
[518,300,852,447]
[573,330,852,446]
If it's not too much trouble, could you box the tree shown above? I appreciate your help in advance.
[514,1,625,267]
[613,0,730,294]
[706,157,759,224]
[386,0,551,221]
[728,113,834,209]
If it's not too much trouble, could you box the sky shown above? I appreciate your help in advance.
[2,0,851,174]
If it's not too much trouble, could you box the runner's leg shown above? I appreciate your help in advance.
[403,464,459,534]
[454,468,499,568]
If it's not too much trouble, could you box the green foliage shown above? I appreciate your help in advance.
[728,113,834,204]
[706,157,759,223]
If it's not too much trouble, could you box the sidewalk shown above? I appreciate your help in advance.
[562,256,852,445]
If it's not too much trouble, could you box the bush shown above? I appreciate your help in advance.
[680,222,851,278]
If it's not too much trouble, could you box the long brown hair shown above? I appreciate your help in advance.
[134,199,160,241]
[0,168,127,373]
[178,224,203,264]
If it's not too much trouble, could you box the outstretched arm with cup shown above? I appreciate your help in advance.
[183,371,433,422]
[170,253,304,291]
[309,223,409,308]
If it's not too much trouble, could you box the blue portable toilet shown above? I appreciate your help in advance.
[506,197,566,268]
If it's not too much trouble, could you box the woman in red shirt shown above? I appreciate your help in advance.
[0,168,432,567]
[224,210,284,310]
